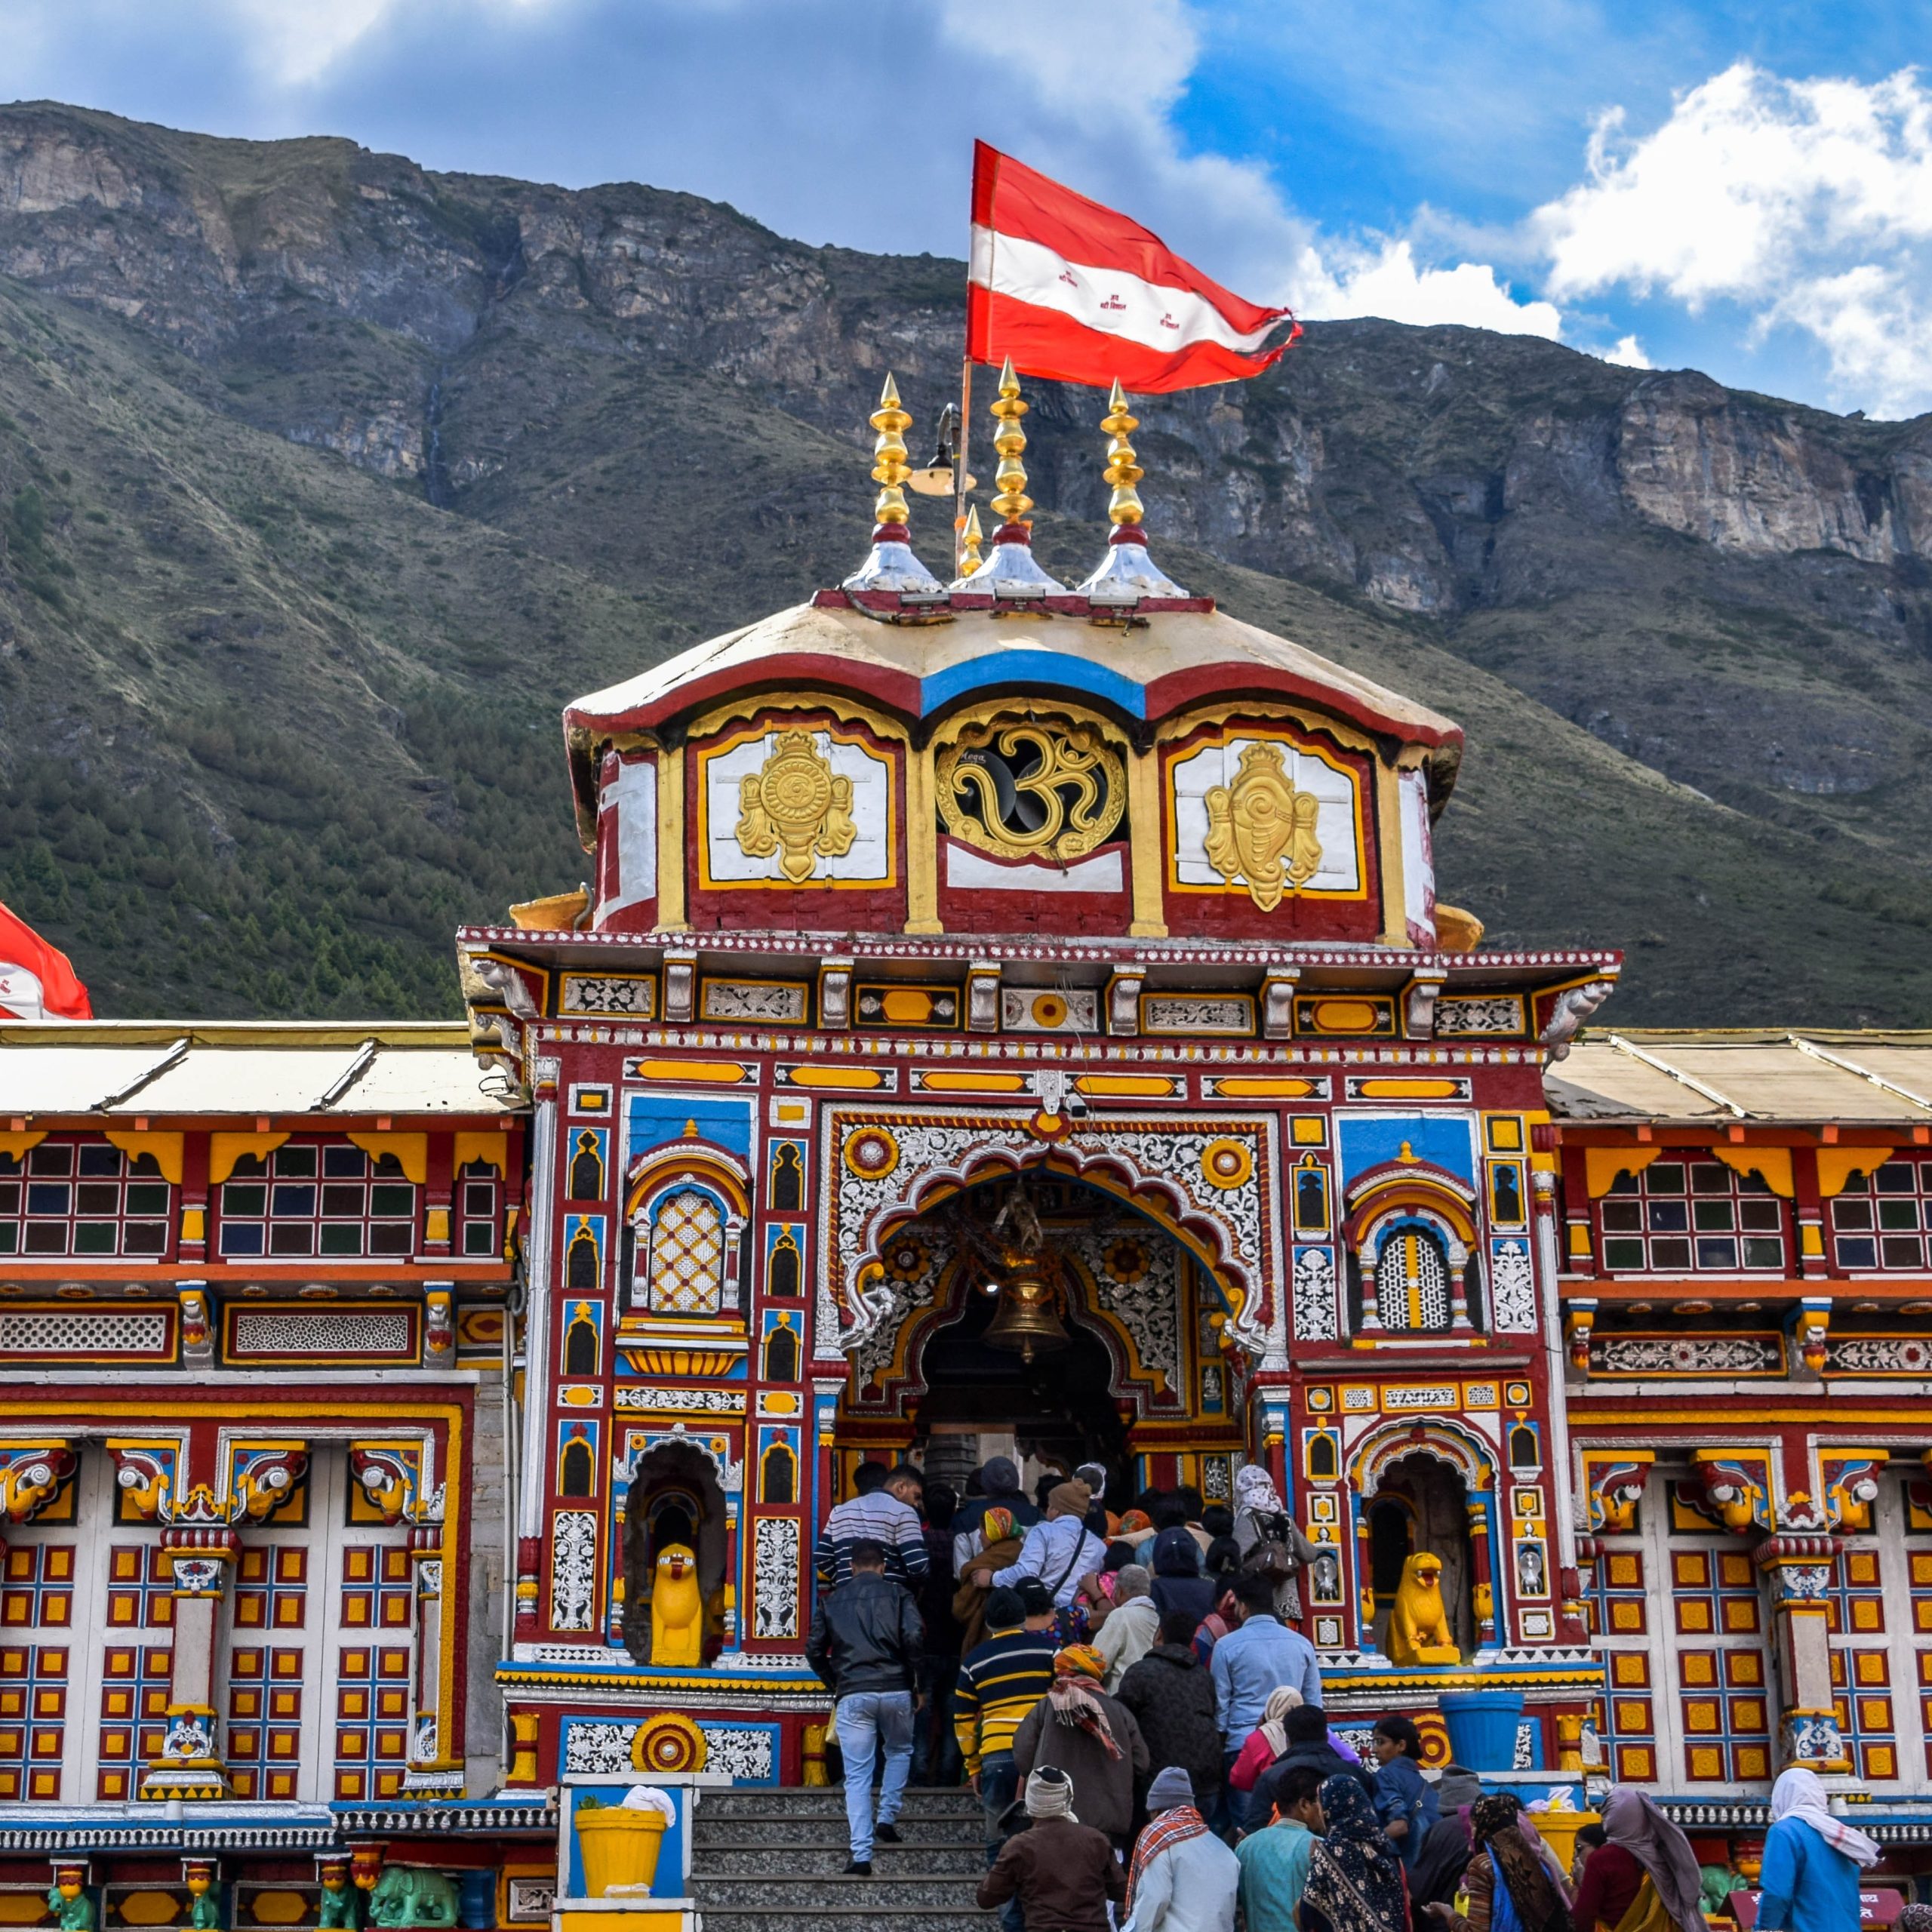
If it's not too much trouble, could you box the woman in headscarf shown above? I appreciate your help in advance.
[1757,1766,1879,1930]
[1228,1686,1301,1795]
[1232,1465,1322,1619]
[1300,1774,1409,1932]
[1571,1788,1703,1932]
[1121,1766,1240,1932]
[952,1506,1024,1650]
[1010,1642,1149,1850]
[1423,1794,1573,1932]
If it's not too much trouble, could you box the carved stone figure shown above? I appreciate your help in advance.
[1202,741,1323,911]
[365,1869,459,1928]
[648,1543,705,1667]
[1386,1552,1461,1666]
[318,1871,360,1929]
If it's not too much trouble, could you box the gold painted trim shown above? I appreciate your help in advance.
[656,745,687,931]
[103,1131,185,1186]
[1127,747,1167,937]
[1375,755,1409,946]
[905,745,942,934]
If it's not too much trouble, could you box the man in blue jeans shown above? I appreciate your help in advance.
[806,1538,924,1875]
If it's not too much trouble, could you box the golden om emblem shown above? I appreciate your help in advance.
[937,718,1124,861]
[1203,740,1324,911]
[734,730,857,882]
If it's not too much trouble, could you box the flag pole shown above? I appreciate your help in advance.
[954,352,973,576]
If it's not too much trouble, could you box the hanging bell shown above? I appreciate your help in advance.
[983,1255,1072,1364]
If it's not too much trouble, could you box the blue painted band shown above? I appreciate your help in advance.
[920,651,1146,719]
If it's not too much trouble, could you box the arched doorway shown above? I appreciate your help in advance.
[839,1171,1217,1509]
[1365,1451,1475,1657]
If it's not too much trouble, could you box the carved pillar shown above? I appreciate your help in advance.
[1467,1498,1497,1647]
[141,1527,239,1798]
[1355,1240,1383,1333]
[1532,1168,1583,1639]
[1755,1535,1847,1772]
[401,1525,459,1795]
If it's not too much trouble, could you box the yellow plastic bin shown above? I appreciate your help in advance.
[1531,1810,1599,1881]
[577,1804,669,1898]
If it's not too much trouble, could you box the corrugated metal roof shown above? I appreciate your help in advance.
[0,1023,515,1118]
[1551,1032,1932,1122]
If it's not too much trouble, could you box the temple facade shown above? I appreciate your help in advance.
[3,372,1931,1918]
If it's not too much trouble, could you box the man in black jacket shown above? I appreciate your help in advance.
[806,1539,924,1875]
[1248,1701,1376,1826]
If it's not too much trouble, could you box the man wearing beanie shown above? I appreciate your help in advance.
[1121,1767,1239,1932]
[955,1584,1059,1930]
[976,1479,1108,1612]
[977,1766,1126,1932]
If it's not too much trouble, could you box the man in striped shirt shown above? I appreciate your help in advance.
[814,1462,929,1592]
[954,1587,1057,1932]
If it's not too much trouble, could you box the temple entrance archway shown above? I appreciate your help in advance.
[837,1169,1238,1509]
[1365,1451,1475,1658]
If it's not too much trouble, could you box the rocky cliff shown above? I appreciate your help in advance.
[0,101,1927,1020]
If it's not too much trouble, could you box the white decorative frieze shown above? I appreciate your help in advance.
[1488,1241,1538,1333]
[549,1511,598,1632]
[561,974,657,1019]
[752,1518,801,1640]
[614,1385,747,1414]
[563,1721,635,1774]
[1435,995,1525,1035]
[228,1309,416,1358]
[699,1725,775,1781]
[0,1309,173,1356]
[1590,1335,1783,1375]
[1291,1247,1339,1343]
[701,980,810,1023]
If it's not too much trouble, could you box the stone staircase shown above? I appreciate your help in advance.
[690,1785,991,1931]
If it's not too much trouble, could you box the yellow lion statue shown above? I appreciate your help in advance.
[1387,1552,1460,1666]
[649,1543,705,1667]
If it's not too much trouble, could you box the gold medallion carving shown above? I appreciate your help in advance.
[734,731,857,883]
[937,717,1124,861]
[1202,741,1323,911]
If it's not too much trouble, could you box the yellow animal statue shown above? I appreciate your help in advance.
[1387,1552,1460,1666]
[649,1543,705,1666]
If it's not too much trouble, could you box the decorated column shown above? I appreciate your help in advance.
[1754,1534,1848,1773]
[141,1524,238,1798]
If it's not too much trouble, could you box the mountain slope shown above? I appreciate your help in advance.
[1,101,1928,1023]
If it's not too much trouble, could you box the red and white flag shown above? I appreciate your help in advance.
[968,140,1299,392]
[0,900,92,1021]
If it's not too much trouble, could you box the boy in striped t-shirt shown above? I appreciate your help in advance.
[954,1586,1057,1932]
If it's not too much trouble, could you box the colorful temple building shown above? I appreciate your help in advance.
[3,371,1932,1923]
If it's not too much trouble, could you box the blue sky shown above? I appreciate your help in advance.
[9,0,1932,415]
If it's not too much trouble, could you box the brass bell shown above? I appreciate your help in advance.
[983,1256,1072,1364]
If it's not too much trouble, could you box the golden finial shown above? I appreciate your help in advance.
[989,355,1032,525]
[1100,379,1145,528]
[869,374,912,529]
[958,505,984,573]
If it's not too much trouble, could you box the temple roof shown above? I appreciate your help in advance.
[562,596,1463,835]
[0,1021,514,1118]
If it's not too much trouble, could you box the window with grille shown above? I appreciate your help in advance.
[0,1142,171,1258]
[1830,1161,1932,1271]
[647,1189,726,1316]
[228,1545,309,1801]
[0,1544,74,1801]
[218,1144,417,1259]
[1598,1160,1786,1274]
[1375,1228,1450,1331]
[456,1163,501,1258]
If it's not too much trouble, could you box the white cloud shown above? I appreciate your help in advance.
[229,0,564,88]
[1603,334,1651,368]
[1532,61,1932,414]
[1296,238,1562,338]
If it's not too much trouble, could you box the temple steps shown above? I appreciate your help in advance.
[691,1786,991,1930]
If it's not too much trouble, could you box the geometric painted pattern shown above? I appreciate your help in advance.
[650,1189,725,1315]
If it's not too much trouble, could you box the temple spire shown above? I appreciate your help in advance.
[950,356,1064,595]
[842,372,943,594]
[1075,377,1188,601]
[958,505,984,574]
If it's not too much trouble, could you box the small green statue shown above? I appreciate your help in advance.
[365,1868,460,1930]
[1699,1864,1737,1915]
[46,1875,93,1932]
[317,1876,361,1930]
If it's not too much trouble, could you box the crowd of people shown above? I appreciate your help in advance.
[804,1456,1894,1930]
